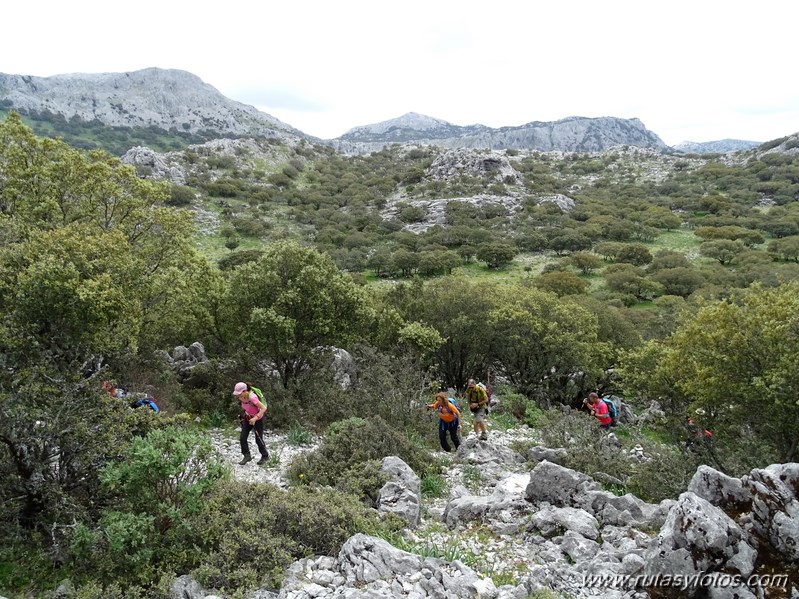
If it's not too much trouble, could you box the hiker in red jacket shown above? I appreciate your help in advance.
[584,392,612,430]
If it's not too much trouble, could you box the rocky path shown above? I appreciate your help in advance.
[208,426,320,487]
[201,423,799,599]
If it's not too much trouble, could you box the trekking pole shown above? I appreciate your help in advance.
[252,419,266,452]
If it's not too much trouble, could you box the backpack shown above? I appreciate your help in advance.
[250,386,267,410]
[130,395,160,413]
[476,382,491,398]
[601,397,618,425]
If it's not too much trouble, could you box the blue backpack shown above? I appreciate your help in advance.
[130,395,160,413]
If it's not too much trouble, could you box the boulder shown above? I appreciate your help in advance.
[333,534,497,598]
[558,529,601,562]
[742,462,799,561]
[688,465,751,508]
[443,473,531,529]
[377,456,421,527]
[170,575,207,599]
[121,145,187,184]
[163,341,209,385]
[643,492,758,592]
[525,460,602,507]
[528,446,567,465]
[455,436,526,486]
[529,506,600,540]
[526,460,672,530]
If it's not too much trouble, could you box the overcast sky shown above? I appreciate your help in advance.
[3,1,798,145]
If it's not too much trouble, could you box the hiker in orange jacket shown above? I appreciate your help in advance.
[427,391,462,452]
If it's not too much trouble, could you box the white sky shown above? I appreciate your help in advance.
[3,0,798,145]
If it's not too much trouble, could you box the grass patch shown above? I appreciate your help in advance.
[649,228,702,254]
[490,411,518,431]
[420,472,448,498]
[462,464,483,493]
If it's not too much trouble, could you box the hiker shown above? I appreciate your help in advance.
[233,381,269,465]
[427,391,462,452]
[465,378,489,440]
[102,380,118,398]
[686,415,712,450]
[584,392,612,430]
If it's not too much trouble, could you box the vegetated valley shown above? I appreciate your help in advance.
[1,110,798,599]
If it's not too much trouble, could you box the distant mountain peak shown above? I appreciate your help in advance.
[673,139,762,154]
[0,67,303,139]
[341,112,455,137]
[332,114,666,154]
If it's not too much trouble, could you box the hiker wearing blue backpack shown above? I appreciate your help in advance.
[426,391,462,452]
[233,381,269,465]
[584,392,612,430]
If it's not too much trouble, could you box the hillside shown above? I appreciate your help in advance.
[1,103,799,599]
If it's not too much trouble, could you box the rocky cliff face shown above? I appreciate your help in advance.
[673,139,762,154]
[330,112,668,154]
[0,67,302,138]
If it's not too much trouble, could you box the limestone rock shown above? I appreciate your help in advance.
[529,506,600,540]
[377,456,421,527]
[742,462,799,561]
[643,492,758,591]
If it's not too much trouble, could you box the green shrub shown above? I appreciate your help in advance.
[538,410,634,484]
[286,421,313,446]
[188,481,398,594]
[498,391,545,428]
[334,459,388,505]
[168,184,197,206]
[286,416,429,504]
[625,446,698,502]
[64,427,228,593]
[99,427,227,534]
[218,249,264,271]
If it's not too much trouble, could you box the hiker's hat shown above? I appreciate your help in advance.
[233,382,248,395]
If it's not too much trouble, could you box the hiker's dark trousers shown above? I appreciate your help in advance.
[241,417,267,457]
[439,419,460,452]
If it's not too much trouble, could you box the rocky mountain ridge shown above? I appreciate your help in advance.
[1,68,669,154]
[0,67,303,139]
[331,112,669,155]
[673,139,762,154]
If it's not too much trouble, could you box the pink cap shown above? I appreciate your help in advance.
[232,382,248,395]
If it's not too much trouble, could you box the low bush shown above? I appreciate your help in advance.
[497,391,546,428]
[190,481,397,596]
[286,416,430,505]
[68,473,397,597]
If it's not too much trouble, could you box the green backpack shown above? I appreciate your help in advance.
[250,386,267,410]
